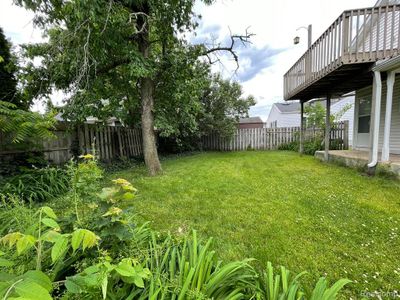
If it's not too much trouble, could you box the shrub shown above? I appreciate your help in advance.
[278,141,299,152]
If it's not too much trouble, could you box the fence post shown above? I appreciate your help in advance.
[117,127,124,158]
[343,120,349,150]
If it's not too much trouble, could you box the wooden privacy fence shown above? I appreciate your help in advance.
[77,125,142,162]
[0,124,143,165]
[201,121,349,151]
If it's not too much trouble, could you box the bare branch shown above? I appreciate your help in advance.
[200,27,255,71]
[101,0,114,34]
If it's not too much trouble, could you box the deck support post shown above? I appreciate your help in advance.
[300,100,304,154]
[324,95,331,162]
[368,71,382,171]
[382,71,395,162]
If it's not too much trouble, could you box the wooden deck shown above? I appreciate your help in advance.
[284,5,400,101]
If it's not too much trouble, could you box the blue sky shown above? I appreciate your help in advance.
[0,0,375,118]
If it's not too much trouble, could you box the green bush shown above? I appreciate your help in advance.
[278,138,347,156]
[0,167,70,202]
[278,141,299,152]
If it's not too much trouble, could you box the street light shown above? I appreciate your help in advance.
[294,24,312,48]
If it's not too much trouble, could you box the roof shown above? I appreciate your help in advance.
[239,117,263,124]
[275,102,300,113]
[274,95,355,114]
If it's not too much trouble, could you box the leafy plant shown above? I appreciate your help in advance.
[0,205,99,299]
[0,167,70,202]
[0,100,55,144]
[67,154,103,223]
[255,262,351,300]
[0,194,36,236]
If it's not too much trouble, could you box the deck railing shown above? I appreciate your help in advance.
[284,5,400,100]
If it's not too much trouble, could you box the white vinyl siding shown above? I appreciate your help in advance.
[268,98,355,145]
[331,96,355,146]
[266,106,300,128]
[355,76,400,154]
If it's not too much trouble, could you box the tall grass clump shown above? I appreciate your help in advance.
[0,167,69,202]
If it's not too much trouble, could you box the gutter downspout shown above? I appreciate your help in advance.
[381,71,395,162]
[368,71,382,169]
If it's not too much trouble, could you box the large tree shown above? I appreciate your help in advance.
[0,27,26,109]
[16,0,251,175]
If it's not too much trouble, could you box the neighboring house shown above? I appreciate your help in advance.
[266,102,300,128]
[238,117,264,129]
[283,0,400,172]
[267,96,355,145]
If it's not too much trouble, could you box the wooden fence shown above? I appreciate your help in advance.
[201,121,349,151]
[77,125,142,162]
[1,121,349,164]
[0,124,143,165]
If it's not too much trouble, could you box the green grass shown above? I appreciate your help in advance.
[107,151,400,297]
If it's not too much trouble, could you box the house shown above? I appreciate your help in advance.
[283,0,400,175]
[266,102,301,128]
[267,96,355,145]
[238,117,264,129]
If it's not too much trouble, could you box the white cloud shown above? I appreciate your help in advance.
[194,0,375,117]
[0,0,42,44]
[1,0,376,115]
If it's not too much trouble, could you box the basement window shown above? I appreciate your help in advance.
[358,97,371,134]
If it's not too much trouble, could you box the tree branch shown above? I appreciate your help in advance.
[96,58,131,75]
[200,27,255,71]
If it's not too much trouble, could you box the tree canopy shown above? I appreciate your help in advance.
[15,0,255,174]
[0,27,26,109]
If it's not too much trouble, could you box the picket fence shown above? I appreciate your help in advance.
[1,121,349,165]
[202,121,349,151]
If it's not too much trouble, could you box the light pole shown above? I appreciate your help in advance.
[293,24,312,48]
[293,24,312,155]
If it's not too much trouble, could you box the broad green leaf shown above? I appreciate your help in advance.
[51,236,68,263]
[41,207,57,220]
[14,279,52,300]
[71,229,98,252]
[82,230,98,251]
[41,218,60,230]
[40,230,61,242]
[122,192,135,201]
[98,187,118,200]
[0,258,14,267]
[16,235,36,255]
[71,229,85,252]
[65,276,84,294]
[1,232,23,248]
[122,185,137,192]
[115,260,135,277]
[23,270,53,292]
[133,275,144,288]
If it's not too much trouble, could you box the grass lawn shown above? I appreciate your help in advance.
[107,151,400,297]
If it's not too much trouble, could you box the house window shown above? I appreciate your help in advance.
[358,97,371,133]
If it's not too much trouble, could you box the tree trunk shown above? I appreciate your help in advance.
[140,77,162,176]
[138,12,162,176]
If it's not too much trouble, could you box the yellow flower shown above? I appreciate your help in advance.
[112,178,131,186]
[88,203,99,209]
[102,206,123,217]
[79,154,95,160]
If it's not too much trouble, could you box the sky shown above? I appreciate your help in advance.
[0,0,376,119]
